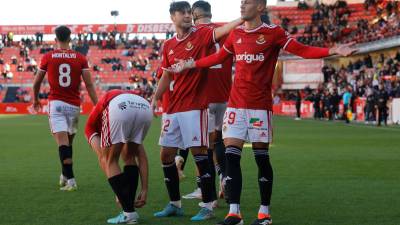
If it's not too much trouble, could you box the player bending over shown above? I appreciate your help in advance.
[85,89,152,224]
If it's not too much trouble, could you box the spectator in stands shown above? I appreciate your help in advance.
[0,40,3,53]
[295,90,302,120]
[126,60,133,71]
[342,86,352,123]
[365,87,377,124]
[17,63,25,72]
[376,83,389,126]
[0,58,3,65]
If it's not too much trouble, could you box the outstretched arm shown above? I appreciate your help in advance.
[168,47,232,73]
[214,18,243,41]
[285,40,357,59]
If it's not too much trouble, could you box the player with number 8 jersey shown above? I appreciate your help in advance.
[33,26,98,192]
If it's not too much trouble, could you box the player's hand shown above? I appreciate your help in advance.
[134,190,147,208]
[167,58,195,73]
[32,100,42,113]
[329,42,358,57]
[151,98,158,117]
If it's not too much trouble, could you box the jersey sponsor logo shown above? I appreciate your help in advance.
[192,136,199,141]
[164,178,170,182]
[249,118,263,127]
[168,49,174,55]
[259,177,269,182]
[236,52,265,63]
[256,35,266,45]
[118,102,127,110]
[201,173,211,178]
[236,38,242,44]
[260,132,267,137]
[225,176,232,181]
[185,41,194,51]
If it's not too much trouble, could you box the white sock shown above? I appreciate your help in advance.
[229,204,240,214]
[259,205,270,215]
[203,202,213,211]
[123,211,137,219]
[67,178,76,186]
[170,200,182,208]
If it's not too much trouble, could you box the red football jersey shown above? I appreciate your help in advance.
[39,49,89,106]
[85,89,138,142]
[198,23,233,104]
[223,24,293,110]
[161,25,215,113]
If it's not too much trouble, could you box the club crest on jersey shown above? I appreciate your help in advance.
[185,42,194,51]
[236,38,242,44]
[118,102,127,110]
[256,35,266,45]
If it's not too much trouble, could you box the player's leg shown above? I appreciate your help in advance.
[178,109,214,221]
[55,101,80,191]
[105,143,139,224]
[53,131,76,189]
[214,103,228,199]
[248,110,273,225]
[217,108,246,225]
[155,113,184,217]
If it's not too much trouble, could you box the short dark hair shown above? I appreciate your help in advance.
[192,1,211,14]
[169,1,191,15]
[257,0,267,7]
[55,26,71,42]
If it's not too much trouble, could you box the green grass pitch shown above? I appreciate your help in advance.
[0,115,399,225]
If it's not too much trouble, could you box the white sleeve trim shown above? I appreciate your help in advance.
[212,29,217,44]
[223,45,234,55]
[82,68,90,71]
[88,132,98,144]
[282,38,294,50]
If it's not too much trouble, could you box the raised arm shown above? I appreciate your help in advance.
[214,18,243,41]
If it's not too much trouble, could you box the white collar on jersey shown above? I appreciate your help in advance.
[239,23,277,33]
[175,27,196,42]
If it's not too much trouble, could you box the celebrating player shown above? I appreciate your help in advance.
[85,89,152,224]
[168,0,357,224]
[182,0,234,205]
[32,25,98,191]
[151,1,243,221]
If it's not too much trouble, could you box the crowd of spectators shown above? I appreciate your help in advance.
[278,0,400,47]
[284,51,400,124]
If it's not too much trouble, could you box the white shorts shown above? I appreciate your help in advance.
[48,100,80,134]
[159,109,208,149]
[222,107,273,143]
[208,102,227,133]
[101,94,153,148]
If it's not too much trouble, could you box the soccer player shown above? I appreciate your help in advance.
[85,89,152,224]
[33,25,98,191]
[168,0,357,224]
[183,0,234,205]
[151,1,243,221]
